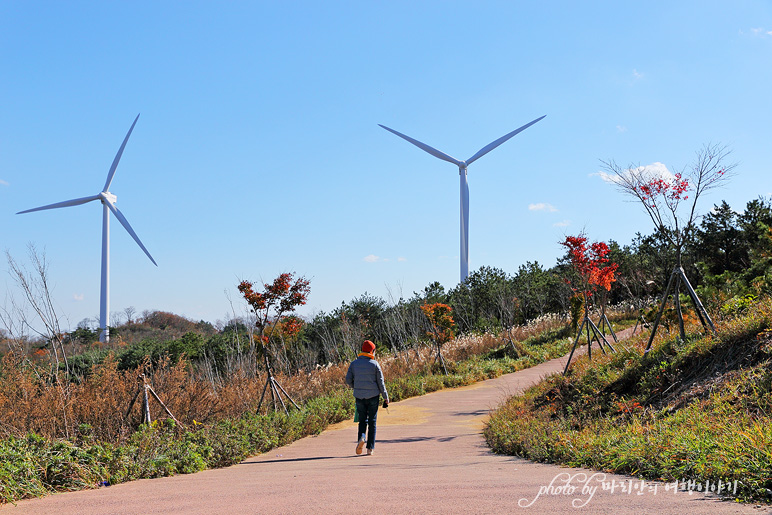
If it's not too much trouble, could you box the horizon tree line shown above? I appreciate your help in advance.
[3,192,772,380]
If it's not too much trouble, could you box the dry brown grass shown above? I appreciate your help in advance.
[0,316,570,444]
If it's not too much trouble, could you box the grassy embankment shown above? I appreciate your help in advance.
[0,315,594,504]
[485,298,772,503]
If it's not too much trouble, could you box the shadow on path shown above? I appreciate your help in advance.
[378,435,463,444]
[243,455,357,465]
[451,410,488,417]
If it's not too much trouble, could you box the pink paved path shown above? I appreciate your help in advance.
[8,344,770,514]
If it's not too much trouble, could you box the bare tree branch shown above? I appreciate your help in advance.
[601,144,736,265]
[5,245,70,376]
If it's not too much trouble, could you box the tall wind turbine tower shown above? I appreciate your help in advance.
[379,115,545,283]
[18,114,157,342]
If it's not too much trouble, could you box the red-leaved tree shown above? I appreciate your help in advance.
[601,144,736,345]
[420,303,455,375]
[602,144,735,267]
[561,235,618,297]
[561,234,619,372]
[238,272,310,412]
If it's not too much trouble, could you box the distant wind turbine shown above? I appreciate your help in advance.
[379,115,545,283]
[17,114,157,342]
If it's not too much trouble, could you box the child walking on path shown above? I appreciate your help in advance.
[345,340,389,455]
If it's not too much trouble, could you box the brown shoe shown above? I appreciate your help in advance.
[366,448,373,456]
[356,437,365,455]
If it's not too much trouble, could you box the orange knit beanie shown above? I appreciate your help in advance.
[361,340,375,353]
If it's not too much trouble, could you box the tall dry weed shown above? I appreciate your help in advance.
[0,316,573,444]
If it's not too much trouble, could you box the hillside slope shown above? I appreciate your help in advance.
[485,298,772,503]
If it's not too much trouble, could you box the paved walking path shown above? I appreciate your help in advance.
[8,337,769,514]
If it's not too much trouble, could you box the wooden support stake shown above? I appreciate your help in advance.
[143,382,151,424]
[273,378,301,410]
[257,376,271,412]
[674,274,685,341]
[257,354,302,414]
[125,388,141,421]
[588,317,615,353]
[434,346,449,375]
[598,311,618,343]
[564,310,615,375]
[645,269,677,353]
[147,385,181,425]
[645,266,716,353]
[679,268,716,333]
[130,374,180,427]
[563,317,587,375]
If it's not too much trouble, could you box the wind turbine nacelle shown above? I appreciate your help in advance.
[100,192,117,204]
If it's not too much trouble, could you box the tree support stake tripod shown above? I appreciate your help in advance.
[644,266,716,353]
[257,353,300,414]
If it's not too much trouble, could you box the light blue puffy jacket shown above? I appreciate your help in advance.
[345,356,389,402]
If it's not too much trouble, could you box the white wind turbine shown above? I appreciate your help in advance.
[17,114,157,342]
[379,115,545,283]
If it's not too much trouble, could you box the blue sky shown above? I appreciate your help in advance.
[2,1,771,329]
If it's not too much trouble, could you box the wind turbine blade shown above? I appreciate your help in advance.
[379,124,463,167]
[103,200,158,266]
[465,115,546,166]
[103,113,140,192]
[17,194,100,214]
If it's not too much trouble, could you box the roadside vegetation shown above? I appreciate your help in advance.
[484,156,772,504]
[1,190,770,504]
[486,298,772,503]
[0,313,585,504]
